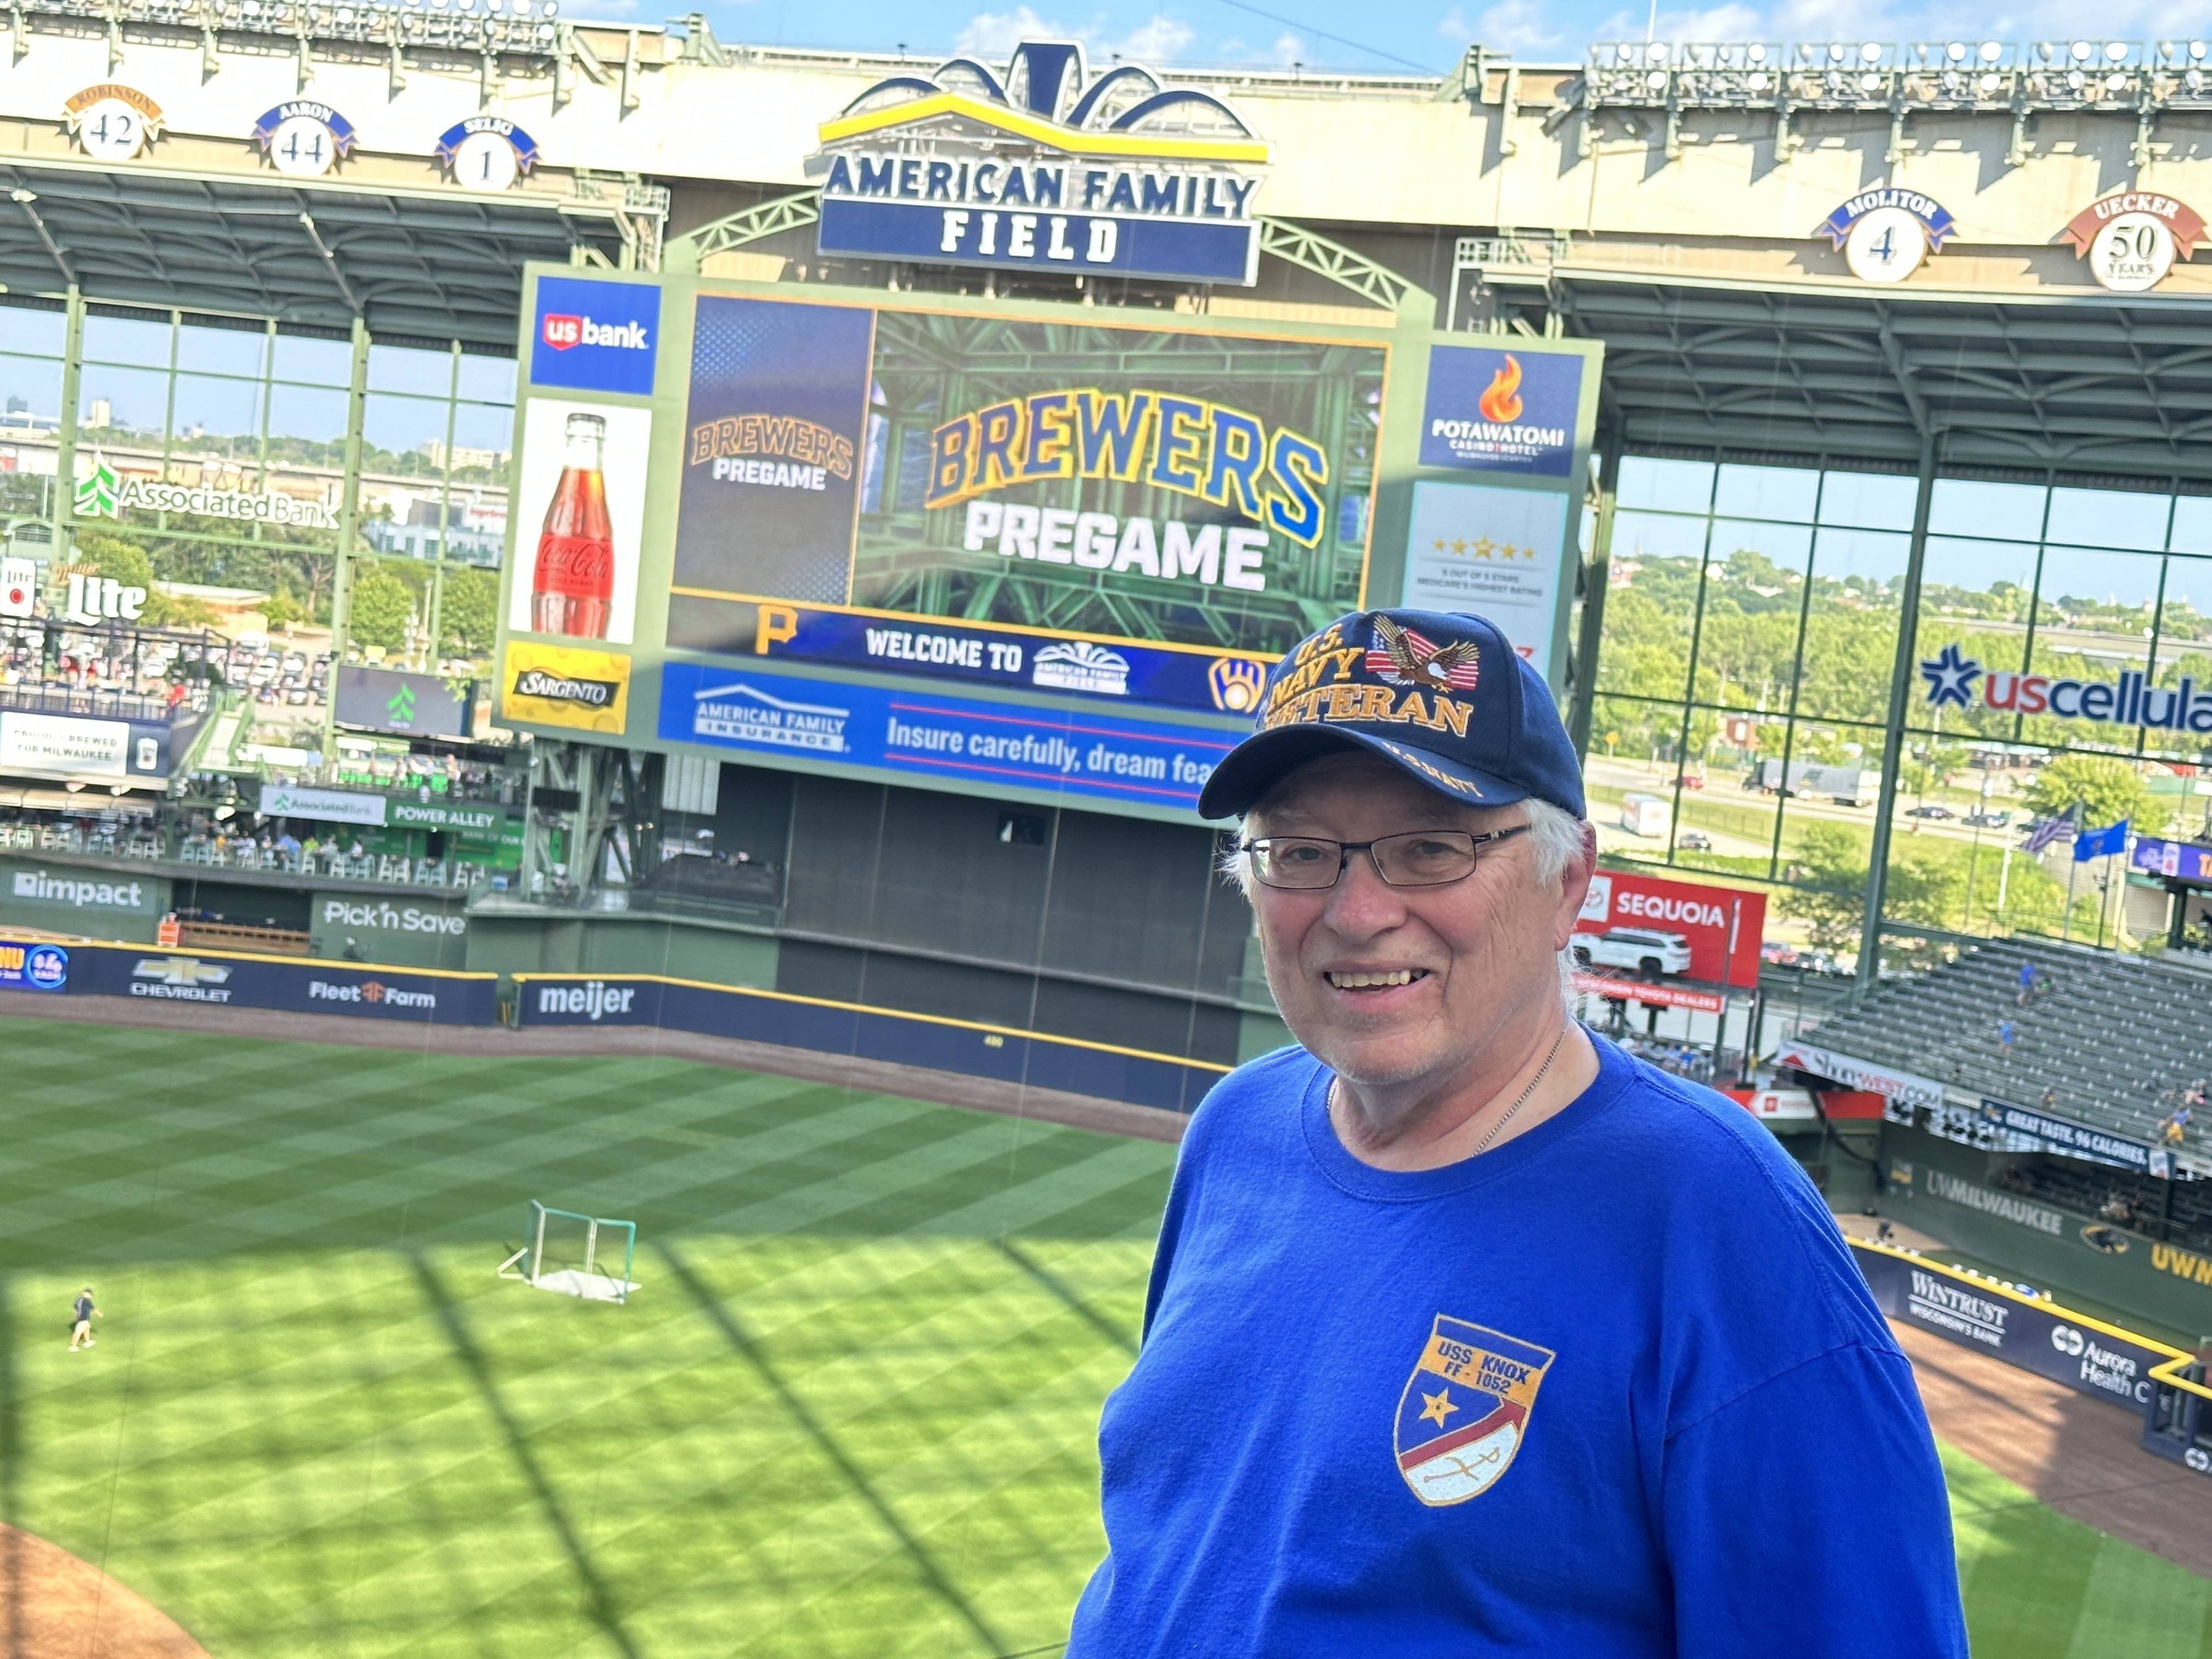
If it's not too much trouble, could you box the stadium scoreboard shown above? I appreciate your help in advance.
[493,265,1601,822]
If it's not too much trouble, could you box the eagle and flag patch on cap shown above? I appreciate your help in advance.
[1393,1314,1555,1506]
[1367,616,1482,692]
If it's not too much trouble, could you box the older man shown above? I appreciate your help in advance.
[1067,610,1965,1657]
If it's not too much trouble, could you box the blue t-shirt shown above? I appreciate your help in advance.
[1068,1035,1966,1657]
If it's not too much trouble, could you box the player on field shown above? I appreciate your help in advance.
[68,1286,99,1351]
[1066,608,1967,1658]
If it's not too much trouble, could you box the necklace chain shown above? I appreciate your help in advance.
[1473,1024,1569,1154]
[1329,1023,1573,1157]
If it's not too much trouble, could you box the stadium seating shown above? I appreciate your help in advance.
[1803,936,2208,1156]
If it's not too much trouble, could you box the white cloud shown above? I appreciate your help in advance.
[1590,2,1763,40]
[1112,13,1196,60]
[953,7,1198,66]
[1272,29,1304,63]
[955,6,1069,57]
[1440,0,1562,52]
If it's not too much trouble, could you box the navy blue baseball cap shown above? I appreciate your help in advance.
[1196,609,1587,820]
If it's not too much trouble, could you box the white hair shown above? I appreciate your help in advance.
[1219,793,1588,898]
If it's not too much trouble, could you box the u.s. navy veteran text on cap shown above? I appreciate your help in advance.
[1196,608,1586,820]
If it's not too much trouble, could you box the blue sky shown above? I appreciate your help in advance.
[562,0,2212,76]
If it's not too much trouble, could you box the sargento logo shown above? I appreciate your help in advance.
[923,389,1328,546]
[689,414,856,481]
[540,313,648,352]
[513,668,615,707]
[1920,641,2212,733]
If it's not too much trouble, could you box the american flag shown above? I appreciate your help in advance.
[2020,807,2077,855]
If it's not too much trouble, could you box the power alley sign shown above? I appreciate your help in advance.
[811,40,1270,284]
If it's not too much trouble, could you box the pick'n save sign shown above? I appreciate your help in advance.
[1575,871,1766,988]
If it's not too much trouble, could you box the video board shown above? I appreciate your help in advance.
[493,268,1601,823]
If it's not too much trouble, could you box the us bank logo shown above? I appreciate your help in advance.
[1419,346,1581,478]
[529,276,660,396]
[811,40,1270,286]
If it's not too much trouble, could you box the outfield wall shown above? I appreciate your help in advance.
[0,937,498,1024]
[1877,1123,2212,1341]
[514,972,1227,1114]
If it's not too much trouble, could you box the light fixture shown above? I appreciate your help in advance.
[2106,70,2129,89]
[1745,42,1767,61]
[1859,40,1881,61]
[2070,39,2092,60]
[1645,41,1667,63]
[1978,70,2002,91]
[1859,70,1882,89]
[2193,40,2208,59]
[1747,70,1770,89]
[1945,40,1966,61]
[2068,67,2086,87]
[2106,40,2128,60]
[1980,40,2003,61]
[1645,68,1666,88]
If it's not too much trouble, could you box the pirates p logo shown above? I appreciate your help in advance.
[1393,1314,1554,1506]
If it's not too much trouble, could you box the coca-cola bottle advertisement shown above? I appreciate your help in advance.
[509,399,650,645]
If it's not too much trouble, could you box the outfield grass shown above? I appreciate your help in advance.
[1,1015,2207,1658]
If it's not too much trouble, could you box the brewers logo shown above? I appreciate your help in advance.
[1393,1314,1554,1506]
[1208,656,1267,713]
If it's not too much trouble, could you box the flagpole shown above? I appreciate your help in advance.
[2064,843,2079,942]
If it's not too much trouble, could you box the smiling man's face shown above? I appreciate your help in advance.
[1246,751,1590,1127]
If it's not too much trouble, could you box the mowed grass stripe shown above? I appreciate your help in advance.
[4,1019,1174,1658]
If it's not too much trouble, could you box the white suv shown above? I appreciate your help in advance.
[1573,927,1694,980]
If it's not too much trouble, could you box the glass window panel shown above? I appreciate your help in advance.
[81,312,170,369]
[268,382,347,445]
[1712,463,1818,523]
[272,331,352,386]
[1796,528,1911,724]
[455,352,515,405]
[1906,538,2040,742]
[1817,470,1917,531]
[363,392,450,471]
[2153,558,2212,701]
[2045,486,2170,553]
[1585,693,1690,811]
[175,321,267,380]
[0,303,64,358]
[2008,549,2162,752]
[0,353,61,427]
[1671,710,1782,877]
[1597,510,1709,701]
[79,366,168,439]
[2167,495,2212,554]
[1928,478,2045,542]
[168,375,262,455]
[1617,455,1713,515]
[1692,520,1812,712]
[368,342,453,397]
[1776,721,1887,949]
[447,402,514,482]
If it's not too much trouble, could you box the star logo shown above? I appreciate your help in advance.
[1919,643,1981,709]
[1419,1387,1458,1427]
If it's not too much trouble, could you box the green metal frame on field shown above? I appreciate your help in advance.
[502,1198,637,1304]
[492,255,1604,826]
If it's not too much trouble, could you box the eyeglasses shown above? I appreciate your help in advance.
[1239,825,1530,890]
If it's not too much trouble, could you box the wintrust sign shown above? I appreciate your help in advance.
[1921,642,2212,733]
[529,276,660,397]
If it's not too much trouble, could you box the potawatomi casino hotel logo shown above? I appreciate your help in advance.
[1921,641,2212,733]
[810,39,1271,285]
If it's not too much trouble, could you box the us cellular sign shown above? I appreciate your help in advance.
[810,39,1269,285]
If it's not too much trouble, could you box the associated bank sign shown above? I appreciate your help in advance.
[1921,642,2212,734]
[810,40,1270,285]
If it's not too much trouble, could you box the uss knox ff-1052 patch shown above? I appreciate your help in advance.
[1393,1314,1556,1506]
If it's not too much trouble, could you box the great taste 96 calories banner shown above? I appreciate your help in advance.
[668,294,1386,676]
